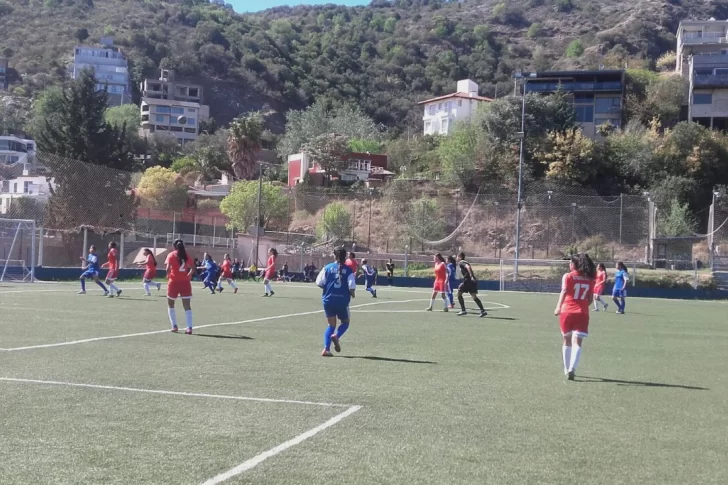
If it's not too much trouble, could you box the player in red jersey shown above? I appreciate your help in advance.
[217,253,238,294]
[101,241,122,298]
[345,252,359,275]
[426,253,449,312]
[165,239,195,334]
[592,263,608,312]
[554,253,596,380]
[136,248,161,296]
[262,248,278,297]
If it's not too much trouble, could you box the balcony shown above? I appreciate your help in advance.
[526,81,622,93]
[681,33,728,45]
[693,73,728,88]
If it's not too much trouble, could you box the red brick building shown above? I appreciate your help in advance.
[287,152,393,187]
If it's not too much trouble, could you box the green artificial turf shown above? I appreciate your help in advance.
[0,282,726,484]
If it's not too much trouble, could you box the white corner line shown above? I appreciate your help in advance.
[200,405,363,485]
[0,377,351,408]
[1,299,428,352]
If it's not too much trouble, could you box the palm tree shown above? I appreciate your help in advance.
[227,112,264,180]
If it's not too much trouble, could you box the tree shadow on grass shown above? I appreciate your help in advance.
[339,355,437,365]
[194,334,255,340]
[578,375,709,391]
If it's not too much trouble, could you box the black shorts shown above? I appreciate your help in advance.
[459,280,478,294]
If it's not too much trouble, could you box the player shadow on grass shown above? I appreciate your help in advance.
[339,355,436,365]
[578,375,708,391]
[194,334,255,340]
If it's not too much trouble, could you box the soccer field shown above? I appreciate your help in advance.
[0,281,726,485]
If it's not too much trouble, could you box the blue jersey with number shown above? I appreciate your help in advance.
[317,262,356,305]
[447,263,457,285]
[614,269,628,291]
[86,254,99,272]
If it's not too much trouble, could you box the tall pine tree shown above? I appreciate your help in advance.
[37,68,138,231]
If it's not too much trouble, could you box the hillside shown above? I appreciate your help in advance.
[0,0,724,131]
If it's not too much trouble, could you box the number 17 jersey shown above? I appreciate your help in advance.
[561,271,594,314]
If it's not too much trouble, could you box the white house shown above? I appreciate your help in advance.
[0,173,52,214]
[0,136,35,165]
[418,79,493,136]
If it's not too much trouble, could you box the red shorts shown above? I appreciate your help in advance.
[143,268,157,281]
[433,279,448,293]
[560,312,589,337]
[264,269,275,280]
[222,271,233,279]
[594,285,604,296]
[106,268,119,280]
[167,279,192,299]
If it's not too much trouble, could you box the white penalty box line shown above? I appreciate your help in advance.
[0,377,363,484]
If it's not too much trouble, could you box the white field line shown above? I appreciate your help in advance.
[0,377,351,408]
[200,405,362,485]
[1,299,428,352]
[353,301,511,313]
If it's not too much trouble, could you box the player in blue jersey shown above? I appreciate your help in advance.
[360,258,377,298]
[198,253,218,295]
[317,247,356,357]
[446,255,457,309]
[612,261,630,314]
[78,245,109,295]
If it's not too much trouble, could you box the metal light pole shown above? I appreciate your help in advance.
[514,72,533,279]
[546,190,552,258]
[571,202,577,243]
[254,161,274,266]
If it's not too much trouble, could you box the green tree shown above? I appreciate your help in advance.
[565,39,584,58]
[135,166,188,211]
[538,129,598,185]
[349,139,382,153]
[659,200,697,237]
[75,28,89,42]
[316,202,351,242]
[219,181,288,231]
[105,104,140,132]
[302,133,351,183]
[26,86,65,140]
[7,197,44,221]
[145,132,182,168]
[437,120,479,187]
[36,69,137,230]
[227,112,264,180]
[527,23,543,39]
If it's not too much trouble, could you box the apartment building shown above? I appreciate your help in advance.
[0,136,35,165]
[0,57,8,90]
[72,38,131,106]
[140,98,210,144]
[418,80,493,135]
[676,19,728,130]
[521,70,625,137]
[0,174,51,215]
[140,69,203,104]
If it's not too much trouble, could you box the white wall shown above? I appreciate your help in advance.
[691,89,728,118]
[422,98,485,135]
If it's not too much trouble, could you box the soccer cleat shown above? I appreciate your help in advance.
[443,307,449,312]
[103,290,109,296]
[603,303,608,311]
[185,328,193,335]
[269,291,275,296]
[457,310,467,316]
[449,304,455,309]
[262,293,270,297]
[171,326,179,333]
[145,293,152,296]
[77,290,86,294]
[425,307,433,312]
[373,290,377,298]
[593,307,600,312]
[156,283,161,291]
[321,349,334,357]
[331,335,341,353]
[116,290,122,297]
[479,310,488,318]
[567,371,575,381]
[107,293,114,298]
[234,287,238,294]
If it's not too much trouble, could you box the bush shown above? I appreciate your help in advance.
[316,202,352,242]
[527,23,543,39]
[553,0,573,12]
[565,39,584,57]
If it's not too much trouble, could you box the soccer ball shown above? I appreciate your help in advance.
[177,115,187,125]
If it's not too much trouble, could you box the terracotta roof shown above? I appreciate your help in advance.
[418,92,494,105]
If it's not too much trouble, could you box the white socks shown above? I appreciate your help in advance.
[562,345,572,373]
[441,294,448,309]
[228,279,237,289]
[109,283,120,293]
[429,297,436,309]
[144,282,151,295]
[185,310,193,329]
[168,308,177,329]
[569,345,582,372]
[265,283,272,294]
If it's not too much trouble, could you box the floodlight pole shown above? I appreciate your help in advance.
[254,161,275,266]
[513,75,528,280]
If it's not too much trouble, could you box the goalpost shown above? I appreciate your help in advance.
[0,218,37,283]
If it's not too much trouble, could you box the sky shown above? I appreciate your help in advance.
[232,0,368,13]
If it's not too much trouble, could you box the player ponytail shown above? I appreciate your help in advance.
[174,239,187,267]
[617,261,628,273]
[434,253,445,263]
[571,253,596,279]
[447,255,456,265]
[597,263,606,272]
[335,247,347,278]
[270,248,278,258]
[145,248,158,267]
[109,241,117,249]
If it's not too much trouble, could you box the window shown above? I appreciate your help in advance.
[189,88,199,97]
[573,93,594,104]
[155,114,166,123]
[23,181,30,193]
[458,100,462,107]
[183,128,197,133]
[574,106,594,123]
[428,105,435,115]
[142,105,149,112]
[187,108,197,113]
[156,106,171,114]
[694,93,713,104]
[440,118,449,133]
[170,126,183,132]
[595,97,621,114]
[187,118,196,126]
[171,107,185,115]
[13,183,17,193]
[424,121,432,134]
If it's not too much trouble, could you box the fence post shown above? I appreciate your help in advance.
[404,245,409,277]
[119,232,125,269]
[172,211,176,241]
[708,200,715,270]
[38,226,44,267]
[193,215,197,247]
[619,193,624,246]
[212,217,216,248]
[367,193,372,252]
[82,227,88,267]
[153,235,157,256]
[30,221,36,282]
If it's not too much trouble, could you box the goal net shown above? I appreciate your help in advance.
[499,259,570,293]
[0,218,37,282]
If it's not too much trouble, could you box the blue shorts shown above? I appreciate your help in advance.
[612,288,627,298]
[365,277,375,289]
[81,270,98,279]
[323,302,350,322]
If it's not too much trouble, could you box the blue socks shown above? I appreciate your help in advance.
[80,279,86,291]
[620,298,626,312]
[336,322,350,338]
[447,292,454,305]
[323,325,335,351]
[96,280,108,292]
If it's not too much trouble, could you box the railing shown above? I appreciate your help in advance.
[526,81,622,93]
[693,73,728,87]
[165,233,236,248]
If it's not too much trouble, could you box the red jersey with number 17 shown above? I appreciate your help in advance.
[560,271,594,314]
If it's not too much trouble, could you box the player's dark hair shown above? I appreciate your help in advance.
[361,258,368,265]
[144,248,157,267]
[349,252,356,259]
[571,253,596,279]
[269,248,278,257]
[617,261,628,272]
[434,253,445,263]
[597,263,606,272]
[458,252,466,260]
[89,245,96,252]
[173,239,187,266]
[335,247,347,278]
[447,255,456,265]
[109,241,117,249]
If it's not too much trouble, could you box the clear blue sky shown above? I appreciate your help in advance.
[232,0,368,13]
